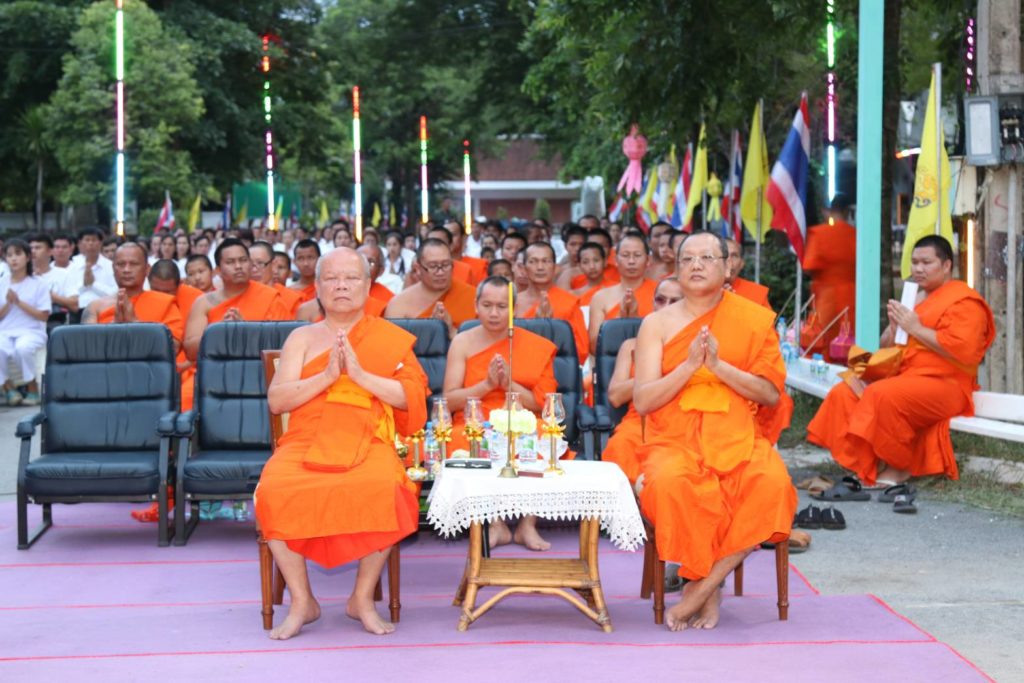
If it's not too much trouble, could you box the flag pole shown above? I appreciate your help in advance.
[795,262,803,351]
[933,62,942,235]
[701,189,707,232]
[755,98,764,283]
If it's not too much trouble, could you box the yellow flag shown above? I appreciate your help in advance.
[187,192,202,233]
[663,144,679,217]
[318,200,329,228]
[740,101,773,241]
[684,124,708,227]
[234,201,247,228]
[371,202,382,227]
[389,204,396,226]
[275,196,283,221]
[902,72,953,279]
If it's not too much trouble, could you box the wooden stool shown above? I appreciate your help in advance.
[640,517,789,624]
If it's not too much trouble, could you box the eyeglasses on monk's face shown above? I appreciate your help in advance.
[418,259,453,274]
[653,294,682,306]
[677,254,726,268]
[251,259,271,268]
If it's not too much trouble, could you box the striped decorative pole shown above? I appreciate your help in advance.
[420,116,429,223]
[262,35,277,231]
[353,86,363,241]
[463,139,472,234]
[114,0,125,236]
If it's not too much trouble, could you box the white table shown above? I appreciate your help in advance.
[427,460,645,632]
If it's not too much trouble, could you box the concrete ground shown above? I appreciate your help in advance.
[2,405,1021,681]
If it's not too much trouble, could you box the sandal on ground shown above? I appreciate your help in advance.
[877,483,916,503]
[893,493,918,514]
[821,506,846,530]
[664,563,686,592]
[796,475,834,496]
[861,478,900,491]
[811,475,872,502]
[762,530,812,554]
[796,504,823,530]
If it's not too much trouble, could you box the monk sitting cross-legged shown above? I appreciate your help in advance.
[634,231,796,631]
[601,277,684,486]
[443,276,559,551]
[807,235,995,490]
[587,232,658,355]
[254,247,426,640]
[384,238,476,338]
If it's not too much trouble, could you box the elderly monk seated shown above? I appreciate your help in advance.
[297,245,390,322]
[807,235,995,490]
[443,276,559,551]
[183,238,292,360]
[602,277,684,485]
[255,248,427,640]
[384,238,476,337]
[634,231,796,631]
[588,232,658,355]
[724,238,771,308]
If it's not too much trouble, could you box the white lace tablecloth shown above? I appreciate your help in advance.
[426,460,646,551]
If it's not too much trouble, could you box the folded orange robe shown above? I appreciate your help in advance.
[416,280,477,328]
[804,221,857,359]
[369,282,394,305]
[175,284,204,319]
[275,283,304,317]
[807,280,994,484]
[98,291,183,341]
[522,286,589,363]
[292,282,317,306]
[576,275,619,305]
[452,259,474,285]
[255,316,426,568]
[638,291,796,580]
[449,328,557,453]
[605,279,658,320]
[460,256,488,284]
[174,286,203,412]
[209,281,293,322]
[731,277,771,309]
[602,362,644,485]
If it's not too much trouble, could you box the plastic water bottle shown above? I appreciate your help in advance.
[423,421,440,468]
[232,501,248,522]
[812,353,827,384]
[776,317,787,344]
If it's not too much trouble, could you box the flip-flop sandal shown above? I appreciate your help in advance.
[893,493,918,514]
[821,506,846,530]
[664,563,686,592]
[877,483,916,503]
[763,530,812,554]
[796,504,823,530]
[811,475,872,502]
[796,475,834,492]
[861,478,900,491]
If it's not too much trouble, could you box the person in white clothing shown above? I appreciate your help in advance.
[28,234,75,315]
[0,239,51,405]
[65,228,117,313]
[463,219,485,258]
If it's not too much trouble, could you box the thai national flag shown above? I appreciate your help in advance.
[766,93,810,262]
[608,193,626,222]
[155,190,175,231]
[221,193,231,229]
[722,131,744,242]
[669,144,692,230]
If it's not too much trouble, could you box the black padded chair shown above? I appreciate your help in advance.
[15,324,179,548]
[389,319,450,416]
[174,322,305,545]
[578,318,643,459]
[458,318,584,451]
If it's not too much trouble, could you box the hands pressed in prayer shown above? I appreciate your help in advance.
[536,292,554,319]
[685,329,706,370]
[6,288,18,305]
[621,288,638,317]
[222,306,244,322]
[338,331,364,382]
[83,266,95,288]
[701,327,720,370]
[485,354,508,391]
[114,289,137,323]
[324,331,345,383]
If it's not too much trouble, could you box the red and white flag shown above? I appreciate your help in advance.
[155,190,175,231]
[766,93,811,261]
[721,130,744,242]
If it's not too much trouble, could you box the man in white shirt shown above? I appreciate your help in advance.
[65,227,117,313]
[29,234,74,314]
[463,219,485,258]
[52,233,75,269]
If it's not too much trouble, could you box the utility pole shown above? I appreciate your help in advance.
[977,0,1024,393]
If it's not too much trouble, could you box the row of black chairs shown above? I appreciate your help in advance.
[16,317,645,549]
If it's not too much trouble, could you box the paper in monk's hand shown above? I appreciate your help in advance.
[894,281,919,345]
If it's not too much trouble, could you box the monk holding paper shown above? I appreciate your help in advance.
[255,248,426,640]
[807,235,994,488]
[384,238,476,337]
[634,231,796,631]
[443,276,558,551]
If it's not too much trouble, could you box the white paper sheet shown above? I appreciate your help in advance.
[894,280,919,345]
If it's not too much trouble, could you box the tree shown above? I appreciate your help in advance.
[18,107,51,230]
[46,0,204,225]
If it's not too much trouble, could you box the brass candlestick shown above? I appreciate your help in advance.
[433,423,453,461]
[465,423,485,458]
[498,429,519,478]
[407,429,428,480]
[540,421,565,475]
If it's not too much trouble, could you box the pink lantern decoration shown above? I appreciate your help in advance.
[617,125,648,197]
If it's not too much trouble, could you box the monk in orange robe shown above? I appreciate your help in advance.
[249,241,303,317]
[724,238,771,309]
[385,238,476,337]
[255,247,425,640]
[184,254,217,293]
[807,235,995,487]
[804,199,857,360]
[288,239,321,305]
[443,276,559,550]
[588,233,657,355]
[634,231,796,631]
[572,227,621,289]
[602,278,684,484]
[147,258,204,412]
[444,220,488,284]
[184,238,292,361]
[568,242,614,305]
[357,243,396,307]
[517,242,589,362]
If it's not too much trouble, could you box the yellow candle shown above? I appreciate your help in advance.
[508,281,514,330]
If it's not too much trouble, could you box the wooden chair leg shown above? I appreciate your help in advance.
[653,557,666,625]
[640,538,654,599]
[733,560,744,596]
[775,539,789,621]
[388,542,401,623]
[258,532,275,630]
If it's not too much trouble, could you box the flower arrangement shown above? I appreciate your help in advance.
[489,408,537,435]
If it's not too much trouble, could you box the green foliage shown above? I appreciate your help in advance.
[533,197,551,222]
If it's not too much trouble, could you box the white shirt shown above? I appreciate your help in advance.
[0,262,9,303]
[464,234,484,258]
[0,276,51,337]
[66,254,117,309]
[376,271,404,296]
[35,266,69,306]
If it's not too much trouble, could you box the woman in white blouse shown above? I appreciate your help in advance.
[0,239,51,406]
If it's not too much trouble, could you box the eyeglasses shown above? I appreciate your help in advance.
[419,260,453,274]
[653,295,682,306]
[678,255,726,268]
[251,259,271,268]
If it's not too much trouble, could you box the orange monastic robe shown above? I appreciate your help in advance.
[292,282,317,306]
[98,291,184,342]
[807,280,994,484]
[522,286,589,363]
[275,283,304,317]
[731,277,771,309]
[638,291,796,580]
[175,284,204,320]
[572,269,621,291]
[449,328,558,453]
[605,279,658,319]
[255,316,425,568]
[209,281,293,322]
[460,256,488,284]
[452,259,474,285]
[416,280,477,328]
[173,284,203,412]
[369,282,394,305]
[602,362,644,485]
[804,220,857,359]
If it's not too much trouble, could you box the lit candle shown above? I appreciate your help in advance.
[508,281,514,330]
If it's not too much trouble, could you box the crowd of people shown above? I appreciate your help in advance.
[2,207,994,637]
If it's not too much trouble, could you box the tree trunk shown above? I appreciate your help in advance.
[35,159,44,231]
[878,0,902,322]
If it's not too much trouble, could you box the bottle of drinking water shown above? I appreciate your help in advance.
[811,353,827,384]
[423,421,440,468]
[232,500,248,522]
[777,317,794,366]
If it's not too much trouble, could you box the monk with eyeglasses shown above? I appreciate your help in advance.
[384,238,476,337]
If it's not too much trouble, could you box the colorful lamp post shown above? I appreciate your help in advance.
[262,35,276,231]
[825,0,838,203]
[463,139,472,234]
[353,86,363,241]
[420,116,429,224]
[114,0,125,236]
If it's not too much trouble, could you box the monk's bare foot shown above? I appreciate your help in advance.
[665,581,704,632]
[346,597,395,635]
[689,586,721,629]
[513,522,551,551]
[489,521,513,549]
[268,598,320,640]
